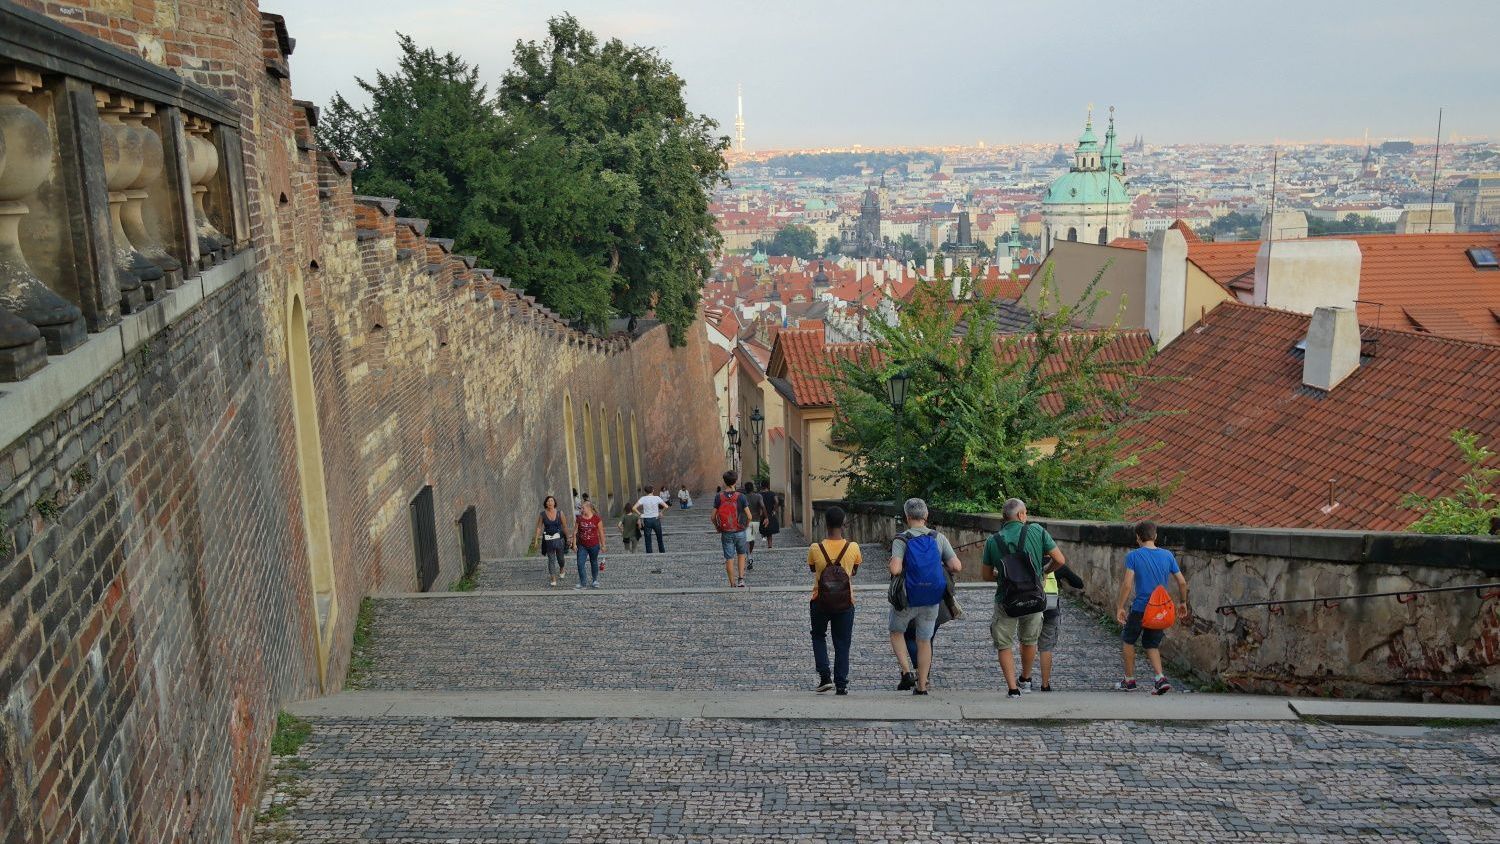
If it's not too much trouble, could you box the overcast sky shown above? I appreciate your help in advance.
[280,0,1499,149]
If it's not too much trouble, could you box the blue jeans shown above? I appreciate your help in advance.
[811,603,855,689]
[642,517,664,553]
[576,545,600,585]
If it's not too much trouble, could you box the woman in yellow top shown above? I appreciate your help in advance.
[808,506,862,695]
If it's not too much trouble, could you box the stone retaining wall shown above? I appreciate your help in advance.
[814,500,1500,703]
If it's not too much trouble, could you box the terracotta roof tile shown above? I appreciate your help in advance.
[1122,302,1500,530]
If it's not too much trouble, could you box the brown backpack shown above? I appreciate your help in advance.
[814,541,854,613]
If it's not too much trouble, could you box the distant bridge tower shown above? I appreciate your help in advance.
[734,83,746,153]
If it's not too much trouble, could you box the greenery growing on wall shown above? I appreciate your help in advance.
[318,16,728,344]
[825,265,1170,519]
[1403,429,1500,535]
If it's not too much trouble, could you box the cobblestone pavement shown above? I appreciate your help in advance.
[359,587,1124,692]
[255,717,1500,843]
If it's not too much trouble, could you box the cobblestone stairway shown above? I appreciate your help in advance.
[254,500,1500,843]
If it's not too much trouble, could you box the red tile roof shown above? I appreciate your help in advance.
[1121,302,1500,530]
[766,327,869,408]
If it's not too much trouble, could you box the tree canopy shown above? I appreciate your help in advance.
[317,18,728,343]
[752,225,819,260]
[825,266,1169,519]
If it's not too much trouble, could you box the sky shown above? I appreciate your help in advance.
[280,0,1500,149]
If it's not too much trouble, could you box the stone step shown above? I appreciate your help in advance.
[351,590,1122,693]
[477,546,815,590]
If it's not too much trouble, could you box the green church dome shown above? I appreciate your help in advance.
[1043,170,1129,206]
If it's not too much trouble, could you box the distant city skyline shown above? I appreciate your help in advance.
[285,0,1500,149]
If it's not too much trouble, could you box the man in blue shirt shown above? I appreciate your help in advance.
[1115,521,1190,694]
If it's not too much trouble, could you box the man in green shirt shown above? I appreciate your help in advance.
[982,498,1066,699]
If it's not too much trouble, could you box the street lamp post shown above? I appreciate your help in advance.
[885,371,910,502]
[726,423,740,473]
[749,407,764,480]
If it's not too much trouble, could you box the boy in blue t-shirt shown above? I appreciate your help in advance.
[1114,521,1190,695]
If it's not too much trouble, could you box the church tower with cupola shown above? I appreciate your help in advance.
[1041,106,1132,252]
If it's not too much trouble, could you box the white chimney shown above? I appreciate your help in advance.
[1145,228,1188,348]
[925,256,935,277]
[1303,306,1361,391]
[872,268,885,287]
[1261,210,1308,241]
[1253,240,1361,315]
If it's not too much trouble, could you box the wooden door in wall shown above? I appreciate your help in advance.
[790,444,804,527]
[457,505,480,581]
[410,486,440,591]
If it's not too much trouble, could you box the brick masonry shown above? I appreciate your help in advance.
[1,2,726,842]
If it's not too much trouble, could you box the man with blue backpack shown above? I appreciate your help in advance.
[982,498,1067,700]
[887,498,961,695]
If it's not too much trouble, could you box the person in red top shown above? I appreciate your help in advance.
[572,500,606,589]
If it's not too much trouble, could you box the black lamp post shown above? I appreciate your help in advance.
[726,423,740,471]
[885,371,910,501]
[749,407,764,472]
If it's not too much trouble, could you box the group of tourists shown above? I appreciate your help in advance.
[805,497,1190,698]
[533,494,607,589]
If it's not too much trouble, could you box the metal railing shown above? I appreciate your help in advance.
[1216,583,1500,616]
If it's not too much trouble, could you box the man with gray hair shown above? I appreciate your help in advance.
[888,498,961,695]
[982,497,1066,699]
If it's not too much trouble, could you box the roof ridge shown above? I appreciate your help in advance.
[1215,301,1500,352]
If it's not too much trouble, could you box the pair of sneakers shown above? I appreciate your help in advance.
[1115,676,1172,694]
[815,677,848,696]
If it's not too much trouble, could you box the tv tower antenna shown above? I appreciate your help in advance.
[734,83,746,153]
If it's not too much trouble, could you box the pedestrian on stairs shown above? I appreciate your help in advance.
[982,498,1066,699]
[713,470,753,588]
[619,508,642,553]
[678,485,692,510]
[888,498,961,695]
[633,486,668,553]
[534,495,571,588]
[759,480,781,549]
[572,500,605,589]
[808,506,860,695]
[743,482,764,571]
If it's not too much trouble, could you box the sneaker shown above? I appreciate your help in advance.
[1115,678,1137,691]
[1019,677,1035,694]
[1153,676,1172,695]
[816,678,834,694]
[912,687,928,696]
[737,578,746,588]
[1006,688,1022,700]
[1040,685,1053,692]
[835,688,848,696]
[573,583,583,590]
[590,581,600,589]
[897,671,916,691]
[549,579,557,588]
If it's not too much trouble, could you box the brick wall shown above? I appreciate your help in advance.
[0,2,727,841]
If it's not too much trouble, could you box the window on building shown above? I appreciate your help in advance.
[1098,227,1109,245]
[1466,247,1498,269]
[1067,227,1077,242]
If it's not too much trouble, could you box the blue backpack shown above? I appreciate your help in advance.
[900,530,947,606]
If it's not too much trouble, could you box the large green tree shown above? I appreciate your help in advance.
[825,267,1168,519]
[316,18,728,343]
[753,225,819,260]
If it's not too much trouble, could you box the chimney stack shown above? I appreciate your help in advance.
[1302,306,1361,392]
[1144,228,1188,348]
[1254,240,1361,315]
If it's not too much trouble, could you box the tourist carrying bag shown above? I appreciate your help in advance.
[711,491,744,533]
[998,523,1046,618]
[899,530,947,607]
[1141,584,1177,630]
[814,541,854,614]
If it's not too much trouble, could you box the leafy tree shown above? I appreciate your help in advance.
[316,19,727,343]
[496,15,728,342]
[316,35,500,243]
[1402,430,1500,535]
[1307,213,1395,237]
[824,236,842,257]
[754,225,818,259]
[825,266,1167,518]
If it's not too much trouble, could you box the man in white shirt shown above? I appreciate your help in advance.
[633,487,669,553]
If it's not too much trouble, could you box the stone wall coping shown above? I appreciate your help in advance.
[0,250,256,452]
[354,196,400,217]
[0,2,239,126]
[813,499,1500,572]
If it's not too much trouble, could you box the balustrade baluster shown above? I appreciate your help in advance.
[185,114,228,262]
[0,65,84,357]
[121,100,181,291]
[96,90,161,305]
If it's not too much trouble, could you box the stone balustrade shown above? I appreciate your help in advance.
[0,4,246,382]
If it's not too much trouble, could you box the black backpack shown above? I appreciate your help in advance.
[814,541,854,613]
[997,523,1046,618]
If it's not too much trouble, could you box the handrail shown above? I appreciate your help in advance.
[1217,583,1500,616]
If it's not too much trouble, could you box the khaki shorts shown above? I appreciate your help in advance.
[990,610,1044,650]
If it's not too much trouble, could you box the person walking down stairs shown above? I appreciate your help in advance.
[573,500,606,589]
[534,495,570,588]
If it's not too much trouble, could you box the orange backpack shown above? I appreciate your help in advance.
[1141,585,1176,630]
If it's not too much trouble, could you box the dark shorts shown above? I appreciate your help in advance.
[1121,610,1166,649]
